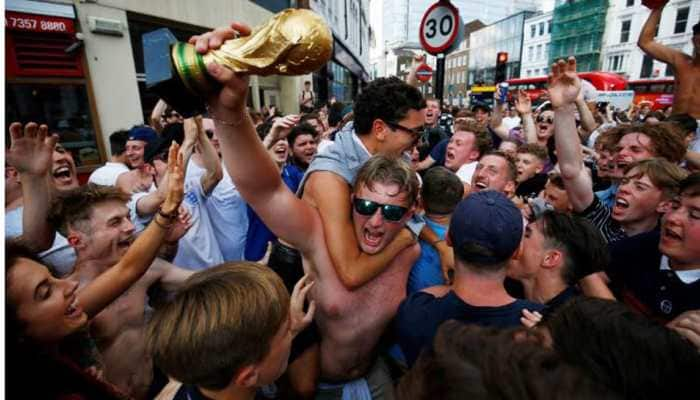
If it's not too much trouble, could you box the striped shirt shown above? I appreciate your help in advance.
[576,196,627,244]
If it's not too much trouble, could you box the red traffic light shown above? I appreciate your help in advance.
[497,52,508,64]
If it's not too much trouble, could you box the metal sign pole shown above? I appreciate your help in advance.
[435,53,445,108]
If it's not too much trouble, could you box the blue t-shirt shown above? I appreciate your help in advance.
[244,164,304,261]
[394,290,544,366]
[595,183,618,209]
[429,138,449,166]
[407,218,447,294]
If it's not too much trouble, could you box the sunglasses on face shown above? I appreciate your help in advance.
[384,120,424,137]
[353,198,408,222]
[536,115,554,124]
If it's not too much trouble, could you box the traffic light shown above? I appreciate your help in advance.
[495,52,508,83]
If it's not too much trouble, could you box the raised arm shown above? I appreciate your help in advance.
[150,99,168,133]
[192,117,223,195]
[489,87,510,140]
[514,90,537,144]
[638,3,687,65]
[549,58,595,212]
[79,143,185,318]
[7,122,58,251]
[194,23,320,253]
[303,172,416,288]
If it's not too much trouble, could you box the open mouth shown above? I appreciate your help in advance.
[65,296,83,319]
[474,181,488,190]
[52,166,72,180]
[363,229,384,248]
[612,197,629,215]
[662,227,682,242]
[117,236,134,249]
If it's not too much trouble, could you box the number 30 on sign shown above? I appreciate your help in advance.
[419,1,461,55]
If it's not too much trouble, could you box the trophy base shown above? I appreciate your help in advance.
[143,28,219,117]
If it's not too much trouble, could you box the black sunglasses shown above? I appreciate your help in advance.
[353,198,408,222]
[384,120,423,137]
[536,115,554,124]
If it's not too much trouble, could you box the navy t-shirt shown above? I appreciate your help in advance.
[429,138,449,167]
[394,290,545,366]
[607,230,700,323]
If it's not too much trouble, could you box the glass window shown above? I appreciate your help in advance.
[626,0,634,6]
[539,22,544,35]
[675,7,689,34]
[536,44,542,60]
[640,55,654,78]
[530,24,536,38]
[528,46,534,61]
[547,20,552,34]
[620,20,631,43]
[6,83,102,167]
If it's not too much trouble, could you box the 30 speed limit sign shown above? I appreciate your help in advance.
[419,1,460,55]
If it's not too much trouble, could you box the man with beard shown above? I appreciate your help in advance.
[551,57,687,243]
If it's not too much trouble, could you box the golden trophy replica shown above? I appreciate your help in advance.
[143,8,333,116]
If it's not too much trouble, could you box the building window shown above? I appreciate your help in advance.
[547,20,552,34]
[640,54,654,78]
[626,0,634,7]
[531,24,536,38]
[620,20,631,43]
[545,43,550,58]
[543,67,548,74]
[674,7,689,34]
[609,55,624,71]
[539,22,545,35]
[536,44,542,60]
[528,46,534,61]
[526,69,531,77]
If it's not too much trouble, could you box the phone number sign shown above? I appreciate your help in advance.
[419,1,460,55]
[5,11,75,34]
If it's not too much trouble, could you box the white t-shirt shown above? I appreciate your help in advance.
[455,161,478,184]
[88,162,130,186]
[172,159,224,270]
[502,116,521,131]
[5,207,76,277]
[206,166,248,261]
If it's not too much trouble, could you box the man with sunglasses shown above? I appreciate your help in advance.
[196,24,423,395]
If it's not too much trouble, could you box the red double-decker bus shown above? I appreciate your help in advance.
[506,72,628,103]
[627,78,674,111]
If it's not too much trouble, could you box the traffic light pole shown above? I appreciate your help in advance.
[435,53,445,108]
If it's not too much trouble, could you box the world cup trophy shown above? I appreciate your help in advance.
[143,8,333,116]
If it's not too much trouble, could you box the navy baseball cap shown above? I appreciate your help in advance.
[128,126,158,144]
[448,190,523,265]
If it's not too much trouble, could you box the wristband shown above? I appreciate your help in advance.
[158,207,178,220]
[153,214,174,230]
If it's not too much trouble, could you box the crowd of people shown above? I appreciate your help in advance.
[5,4,700,400]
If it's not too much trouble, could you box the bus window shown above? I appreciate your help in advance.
[650,84,666,93]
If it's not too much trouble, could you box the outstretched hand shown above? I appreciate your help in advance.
[290,274,316,337]
[161,142,185,215]
[514,90,532,115]
[547,57,581,110]
[189,23,252,113]
[7,122,58,176]
[267,115,300,146]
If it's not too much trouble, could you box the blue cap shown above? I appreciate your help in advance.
[449,190,523,265]
[128,126,158,144]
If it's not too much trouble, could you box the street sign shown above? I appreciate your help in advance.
[415,63,433,83]
[419,1,460,55]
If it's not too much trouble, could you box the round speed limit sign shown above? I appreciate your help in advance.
[419,1,460,55]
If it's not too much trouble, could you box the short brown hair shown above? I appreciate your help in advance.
[483,151,518,183]
[453,120,492,158]
[353,155,420,206]
[610,124,686,163]
[517,143,549,163]
[147,262,289,391]
[48,184,131,237]
[624,158,688,199]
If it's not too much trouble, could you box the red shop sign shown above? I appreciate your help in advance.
[5,11,75,34]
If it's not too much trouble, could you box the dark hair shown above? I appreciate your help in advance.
[544,298,700,399]
[108,130,129,157]
[693,21,699,35]
[665,113,698,135]
[517,143,549,163]
[6,240,44,341]
[680,172,700,197]
[256,120,274,141]
[610,123,687,163]
[353,77,426,135]
[328,102,346,127]
[397,321,618,400]
[537,211,609,284]
[287,122,318,148]
[422,167,464,215]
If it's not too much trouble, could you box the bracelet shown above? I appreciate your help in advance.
[206,106,249,127]
[158,207,178,220]
[153,214,174,230]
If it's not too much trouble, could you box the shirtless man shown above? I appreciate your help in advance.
[639,1,700,118]
[198,23,421,397]
[50,175,193,399]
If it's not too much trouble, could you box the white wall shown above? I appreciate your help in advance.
[601,0,699,80]
[521,11,553,78]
